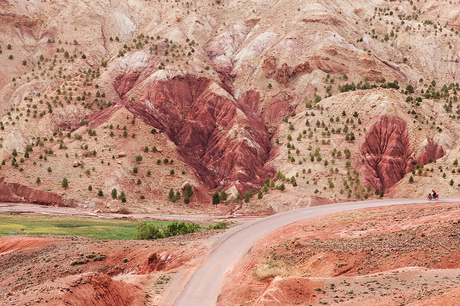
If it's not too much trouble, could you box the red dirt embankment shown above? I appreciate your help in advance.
[61,273,144,306]
[0,229,220,306]
[0,177,63,205]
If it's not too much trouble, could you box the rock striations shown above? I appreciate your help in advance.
[124,74,275,194]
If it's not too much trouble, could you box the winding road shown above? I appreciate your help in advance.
[173,197,460,306]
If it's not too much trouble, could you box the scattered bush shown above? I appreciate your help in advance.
[212,191,220,205]
[70,258,88,266]
[61,177,69,188]
[136,221,200,240]
[93,254,106,262]
[220,190,227,201]
[209,222,227,230]
[111,188,118,199]
[118,206,130,214]
[119,191,127,203]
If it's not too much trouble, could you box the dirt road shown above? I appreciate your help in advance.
[172,197,460,306]
[0,202,259,223]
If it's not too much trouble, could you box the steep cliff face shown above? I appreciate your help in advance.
[123,74,274,193]
[361,116,413,191]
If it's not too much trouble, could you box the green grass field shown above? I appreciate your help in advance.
[0,213,175,240]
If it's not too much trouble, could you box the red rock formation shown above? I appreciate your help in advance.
[215,66,234,94]
[114,72,140,98]
[301,13,346,27]
[418,138,445,165]
[237,89,260,113]
[263,57,311,85]
[360,116,413,191]
[275,63,291,86]
[0,177,63,205]
[263,56,277,78]
[262,92,295,125]
[312,55,348,74]
[124,74,274,193]
[292,61,312,76]
[0,177,22,203]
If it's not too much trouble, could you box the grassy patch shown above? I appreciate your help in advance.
[0,213,173,240]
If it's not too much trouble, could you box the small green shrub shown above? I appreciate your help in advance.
[93,254,106,262]
[70,258,88,266]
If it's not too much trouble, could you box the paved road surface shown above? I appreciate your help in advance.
[173,197,460,306]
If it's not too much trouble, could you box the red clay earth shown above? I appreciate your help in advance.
[0,229,224,306]
[218,202,460,306]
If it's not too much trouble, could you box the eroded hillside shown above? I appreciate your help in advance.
[0,0,460,211]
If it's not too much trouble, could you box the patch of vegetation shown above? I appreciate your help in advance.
[93,254,106,262]
[207,222,227,230]
[70,258,88,266]
[136,221,200,240]
[0,213,173,239]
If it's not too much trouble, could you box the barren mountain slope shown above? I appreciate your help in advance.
[0,0,460,210]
